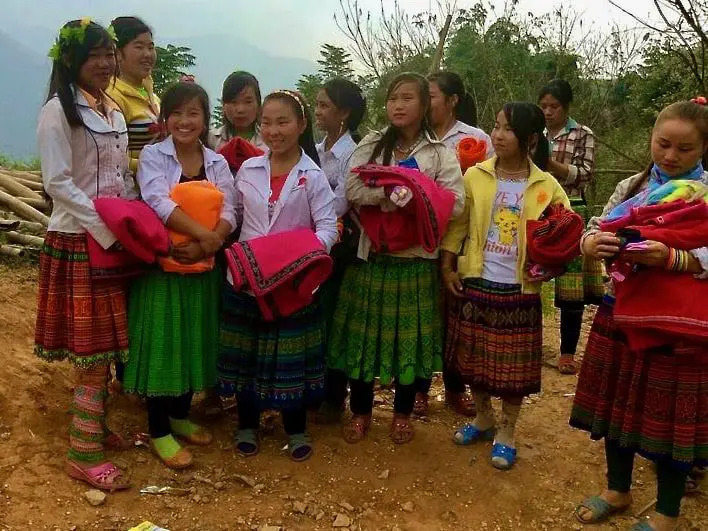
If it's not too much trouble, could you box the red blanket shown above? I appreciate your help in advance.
[225,229,333,321]
[352,164,456,253]
[526,204,583,266]
[217,137,264,173]
[600,200,708,350]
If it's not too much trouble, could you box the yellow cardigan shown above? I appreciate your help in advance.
[441,156,570,294]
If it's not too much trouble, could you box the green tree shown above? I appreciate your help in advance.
[317,44,355,81]
[212,99,224,129]
[296,73,323,119]
[153,44,197,96]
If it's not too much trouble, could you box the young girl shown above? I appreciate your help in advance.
[218,90,337,461]
[328,72,464,445]
[538,79,602,375]
[36,19,131,490]
[414,70,494,418]
[209,71,266,151]
[313,78,367,422]
[442,103,569,470]
[123,81,236,469]
[571,99,707,531]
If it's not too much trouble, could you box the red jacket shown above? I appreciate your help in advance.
[218,137,264,173]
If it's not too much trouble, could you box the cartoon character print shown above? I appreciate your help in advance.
[492,206,520,247]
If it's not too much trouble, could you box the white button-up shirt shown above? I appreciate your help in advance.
[37,89,129,249]
[316,132,357,217]
[235,151,338,252]
[441,120,495,159]
[136,136,237,231]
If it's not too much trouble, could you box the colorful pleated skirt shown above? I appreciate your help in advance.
[34,232,128,368]
[570,297,708,468]
[218,286,326,411]
[327,254,443,386]
[445,278,543,397]
[123,267,221,396]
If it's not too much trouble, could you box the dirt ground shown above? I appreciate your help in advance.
[0,263,705,531]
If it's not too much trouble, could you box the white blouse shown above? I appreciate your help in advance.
[315,132,357,217]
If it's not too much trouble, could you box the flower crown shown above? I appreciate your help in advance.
[48,17,117,61]
[691,96,707,106]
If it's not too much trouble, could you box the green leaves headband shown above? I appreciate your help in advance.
[48,17,118,61]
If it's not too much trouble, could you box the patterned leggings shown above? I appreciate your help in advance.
[69,364,110,464]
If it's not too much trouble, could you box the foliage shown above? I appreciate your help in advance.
[212,99,224,129]
[153,44,197,97]
[0,153,40,171]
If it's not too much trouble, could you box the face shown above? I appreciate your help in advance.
[491,109,521,160]
[539,94,567,130]
[428,81,456,128]
[651,117,705,177]
[260,98,305,155]
[77,44,116,94]
[387,81,425,129]
[118,32,156,81]
[314,89,349,133]
[223,85,259,131]
[166,97,206,146]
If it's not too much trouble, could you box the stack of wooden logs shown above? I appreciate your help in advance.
[0,167,48,258]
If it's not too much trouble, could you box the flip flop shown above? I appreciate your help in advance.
[574,495,630,524]
[66,460,130,491]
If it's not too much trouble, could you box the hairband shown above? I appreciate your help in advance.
[691,96,707,106]
[269,90,305,117]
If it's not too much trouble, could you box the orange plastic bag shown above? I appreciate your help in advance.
[457,136,488,172]
[158,181,224,274]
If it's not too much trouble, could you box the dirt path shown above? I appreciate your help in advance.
[0,263,704,531]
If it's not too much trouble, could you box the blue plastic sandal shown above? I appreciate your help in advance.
[452,423,496,445]
[491,443,517,470]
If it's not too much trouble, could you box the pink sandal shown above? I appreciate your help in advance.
[66,460,130,491]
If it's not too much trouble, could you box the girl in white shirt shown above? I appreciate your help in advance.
[36,19,131,491]
[219,90,337,462]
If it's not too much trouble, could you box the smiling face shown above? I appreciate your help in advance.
[314,88,348,134]
[77,44,116,95]
[260,97,305,156]
[491,109,521,161]
[651,117,705,177]
[223,85,260,132]
[387,81,425,129]
[166,97,206,147]
[118,31,156,82]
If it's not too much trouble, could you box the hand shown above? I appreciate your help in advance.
[443,269,464,297]
[583,232,621,259]
[198,231,224,257]
[619,240,669,268]
[172,241,205,264]
[389,186,413,208]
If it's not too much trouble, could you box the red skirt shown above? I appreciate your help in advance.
[570,298,708,467]
[34,232,129,367]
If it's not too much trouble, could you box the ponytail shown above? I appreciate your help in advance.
[427,71,477,126]
[456,92,478,127]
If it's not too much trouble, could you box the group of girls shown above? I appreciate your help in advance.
[33,16,707,530]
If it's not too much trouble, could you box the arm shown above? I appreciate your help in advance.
[581,175,639,251]
[333,156,350,218]
[37,100,117,249]
[345,141,387,206]
[435,145,465,218]
[308,170,338,253]
[551,128,596,191]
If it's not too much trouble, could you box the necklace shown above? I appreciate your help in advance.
[395,133,423,157]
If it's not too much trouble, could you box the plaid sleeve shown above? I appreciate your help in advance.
[566,127,596,191]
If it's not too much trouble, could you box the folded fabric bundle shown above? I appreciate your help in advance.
[217,136,265,173]
[225,229,333,321]
[526,203,584,267]
[352,164,456,254]
[158,181,224,274]
[457,136,488,172]
[88,198,170,280]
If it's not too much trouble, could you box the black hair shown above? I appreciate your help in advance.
[322,78,367,143]
[427,71,478,127]
[159,81,211,145]
[263,90,320,165]
[370,72,435,165]
[46,20,117,128]
[538,79,574,110]
[501,102,550,170]
[110,16,152,49]
[221,71,262,136]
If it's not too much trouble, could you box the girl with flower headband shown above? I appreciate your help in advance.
[36,18,132,490]
[572,98,708,531]
[442,102,570,470]
[218,89,337,461]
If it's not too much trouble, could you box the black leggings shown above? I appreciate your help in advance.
[349,379,417,416]
[324,368,349,407]
[146,392,193,439]
[237,393,307,435]
[605,439,687,518]
[560,308,584,355]
[415,363,466,395]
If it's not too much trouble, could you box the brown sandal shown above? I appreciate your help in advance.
[445,392,477,417]
[558,354,579,375]
[390,414,414,445]
[150,440,193,470]
[342,415,371,444]
[413,392,429,417]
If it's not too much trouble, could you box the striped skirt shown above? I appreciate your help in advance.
[123,268,221,396]
[445,279,542,397]
[35,232,128,368]
[555,200,605,309]
[218,287,326,411]
[570,298,708,467]
[327,255,443,386]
